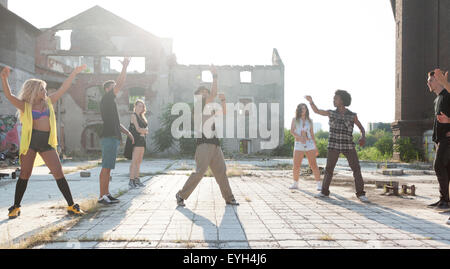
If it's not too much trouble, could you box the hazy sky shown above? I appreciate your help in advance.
[8,0,396,131]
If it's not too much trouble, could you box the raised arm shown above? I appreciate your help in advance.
[49,64,87,104]
[213,93,227,116]
[434,68,450,90]
[206,65,218,104]
[354,115,366,147]
[1,67,25,112]
[113,57,131,95]
[305,96,329,117]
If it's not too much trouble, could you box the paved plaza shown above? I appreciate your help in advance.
[0,158,449,249]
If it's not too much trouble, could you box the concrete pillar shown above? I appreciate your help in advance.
[0,0,7,9]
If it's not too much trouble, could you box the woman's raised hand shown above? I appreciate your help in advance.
[74,64,87,74]
[1,67,10,80]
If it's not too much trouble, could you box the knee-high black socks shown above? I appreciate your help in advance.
[14,178,29,207]
[56,177,74,206]
[14,177,74,207]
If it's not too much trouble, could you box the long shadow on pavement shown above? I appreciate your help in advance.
[177,205,248,249]
[52,176,159,247]
[299,189,450,244]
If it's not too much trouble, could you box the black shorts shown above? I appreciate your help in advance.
[29,129,54,153]
[134,136,146,148]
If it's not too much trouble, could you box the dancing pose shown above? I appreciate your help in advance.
[306,91,369,202]
[98,57,135,205]
[125,99,148,189]
[176,65,239,207]
[289,103,321,190]
[1,65,86,219]
[426,70,450,213]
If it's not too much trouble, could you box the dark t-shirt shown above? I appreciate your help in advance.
[100,90,121,139]
[196,104,220,146]
[432,89,450,143]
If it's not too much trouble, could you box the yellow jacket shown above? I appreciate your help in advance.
[19,98,58,166]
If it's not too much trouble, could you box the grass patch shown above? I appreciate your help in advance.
[245,197,252,202]
[165,163,175,170]
[1,194,114,249]
[267,163,293,170]
[176,163,193,171]
[78,198,101,214]
[0,219,78,249]
[63,163,99,175]
[203,165,247,178]
[319,234,335,241]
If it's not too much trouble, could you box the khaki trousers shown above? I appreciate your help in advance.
[178,143,235,202]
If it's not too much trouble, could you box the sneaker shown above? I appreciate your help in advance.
[8,206,20,219]
[134,178,145,188]
[316,181,322,191]
[98,195,112,205]
[67,204,85,216]
[314,192,328,198]
[129,179,137,189]
[289,182,299,190]
[226,199,240,206]
[427,200,441,208]
[446,218,450,225]
[435,201,450,211]
[358,195,370,203]
[106,194,120,204]
[176,193,185,207]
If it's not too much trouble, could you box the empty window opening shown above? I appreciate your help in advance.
[240,71,252,83]
[48,56,94,74]
[129,87,146,111]
[201,70,213,83]
[101,57,146,74]
[55,30,72,51]
[86,86,103,112]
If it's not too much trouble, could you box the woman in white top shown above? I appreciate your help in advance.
[290,103,321,190]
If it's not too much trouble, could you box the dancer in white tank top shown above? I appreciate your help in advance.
[289,103,322,191]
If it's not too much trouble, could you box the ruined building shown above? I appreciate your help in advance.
[390,0,450,160]
[1,5,284,155]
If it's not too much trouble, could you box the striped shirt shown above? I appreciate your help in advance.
[327,109,356,152]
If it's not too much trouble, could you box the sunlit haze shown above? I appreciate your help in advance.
[8,0,396,131]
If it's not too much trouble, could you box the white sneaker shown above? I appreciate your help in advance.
[98,195,112,205]
[289,182,299,190]
[446,218,450,225]
[358,195,370,203]
[314,192,328,198]
[316,181,322,191]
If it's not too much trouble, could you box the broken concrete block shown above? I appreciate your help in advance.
[377,163,397,169]
[382,169,404,176]
[80,171,91,177]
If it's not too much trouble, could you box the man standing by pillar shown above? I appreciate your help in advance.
[427,70,450,213]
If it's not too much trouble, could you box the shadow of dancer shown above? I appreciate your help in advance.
[177,205,248,249]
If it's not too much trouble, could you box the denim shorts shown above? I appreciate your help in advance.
[294,140,316,152]
[101,137,120,169]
